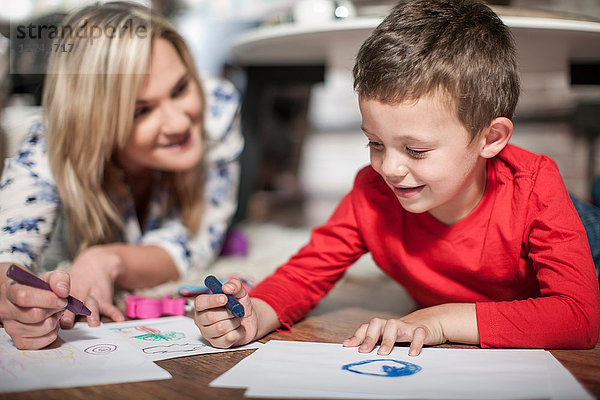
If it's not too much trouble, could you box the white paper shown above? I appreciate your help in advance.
[0,315,262,393]
[0,326,171,393]
[102,316,261,361]
[212,340,593,400]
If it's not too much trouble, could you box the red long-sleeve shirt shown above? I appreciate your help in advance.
[251,144,600,348]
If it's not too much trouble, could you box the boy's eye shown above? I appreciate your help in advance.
[366,141,383,150]
[406,147,428,159]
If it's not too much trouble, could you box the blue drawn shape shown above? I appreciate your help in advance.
[342,359,422,377]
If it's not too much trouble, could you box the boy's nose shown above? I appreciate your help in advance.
[381,155,409,179]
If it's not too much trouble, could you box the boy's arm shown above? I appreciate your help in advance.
[477,157,600,349]
[344,303,479,356]
[250,188,368,330]
[251,298,282,340]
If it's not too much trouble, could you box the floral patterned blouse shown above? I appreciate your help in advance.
[0,77,244,276]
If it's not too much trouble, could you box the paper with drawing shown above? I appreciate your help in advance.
[105,315,261,361]
[0,326,170,393]
[212,340,592,400]
[0,316,260,393]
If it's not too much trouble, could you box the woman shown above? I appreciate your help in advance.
[0,1,243,349]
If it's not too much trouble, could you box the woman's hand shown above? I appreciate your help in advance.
[63,246,126,328]
[343,303,479,356]
[0,264,97,349]
[194,278,279,348]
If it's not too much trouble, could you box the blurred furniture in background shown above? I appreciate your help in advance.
[229,7,600,220]
[1,2,600,222]
[573,101,600,192]
[236,65,324,224]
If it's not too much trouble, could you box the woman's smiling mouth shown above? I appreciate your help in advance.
[160,131,192,149]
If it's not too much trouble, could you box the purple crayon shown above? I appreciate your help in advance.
[6,264,91,316]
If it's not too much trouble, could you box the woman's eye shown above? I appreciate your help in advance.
[172,80,189,97]
[134,106,152,119]
[406,147,428,159]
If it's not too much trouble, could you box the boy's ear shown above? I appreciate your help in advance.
[479,117,513,159]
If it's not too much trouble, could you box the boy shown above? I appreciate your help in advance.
[194,0,600,355]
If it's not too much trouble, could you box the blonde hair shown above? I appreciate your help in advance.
[43,1,205,255]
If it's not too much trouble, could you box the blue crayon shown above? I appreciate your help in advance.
[204,275,245,318]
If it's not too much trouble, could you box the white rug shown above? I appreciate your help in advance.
[133,222,387,299]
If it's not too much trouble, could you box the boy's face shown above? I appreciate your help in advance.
[359,93,488,225]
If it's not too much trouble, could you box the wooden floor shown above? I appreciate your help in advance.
[3,277,599,400]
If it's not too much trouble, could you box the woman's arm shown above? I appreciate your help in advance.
[71,243,179,290]
[0,125,60,270]
[60,243,179,327]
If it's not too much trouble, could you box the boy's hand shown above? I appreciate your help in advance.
[194,278,281,348]
[194,278,258,348]
[343,303,478,356]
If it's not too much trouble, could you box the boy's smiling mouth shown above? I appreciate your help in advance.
[391,184,426,198]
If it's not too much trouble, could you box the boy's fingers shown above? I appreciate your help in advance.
[378,321,402,355]
[343,323,368,347]
[222,279,248,299]
[198,310,234,328]
[209,326,245,349]
[195,293,227,312]
[203,316,242,339]
[342,336,361,347]
[359,320,384,353]
[408,327,427,356]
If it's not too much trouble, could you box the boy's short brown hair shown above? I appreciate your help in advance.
[353,0,520,139]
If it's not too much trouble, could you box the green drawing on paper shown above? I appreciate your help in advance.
[132,331,185,341]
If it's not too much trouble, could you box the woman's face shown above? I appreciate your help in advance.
[118,38,203,176]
